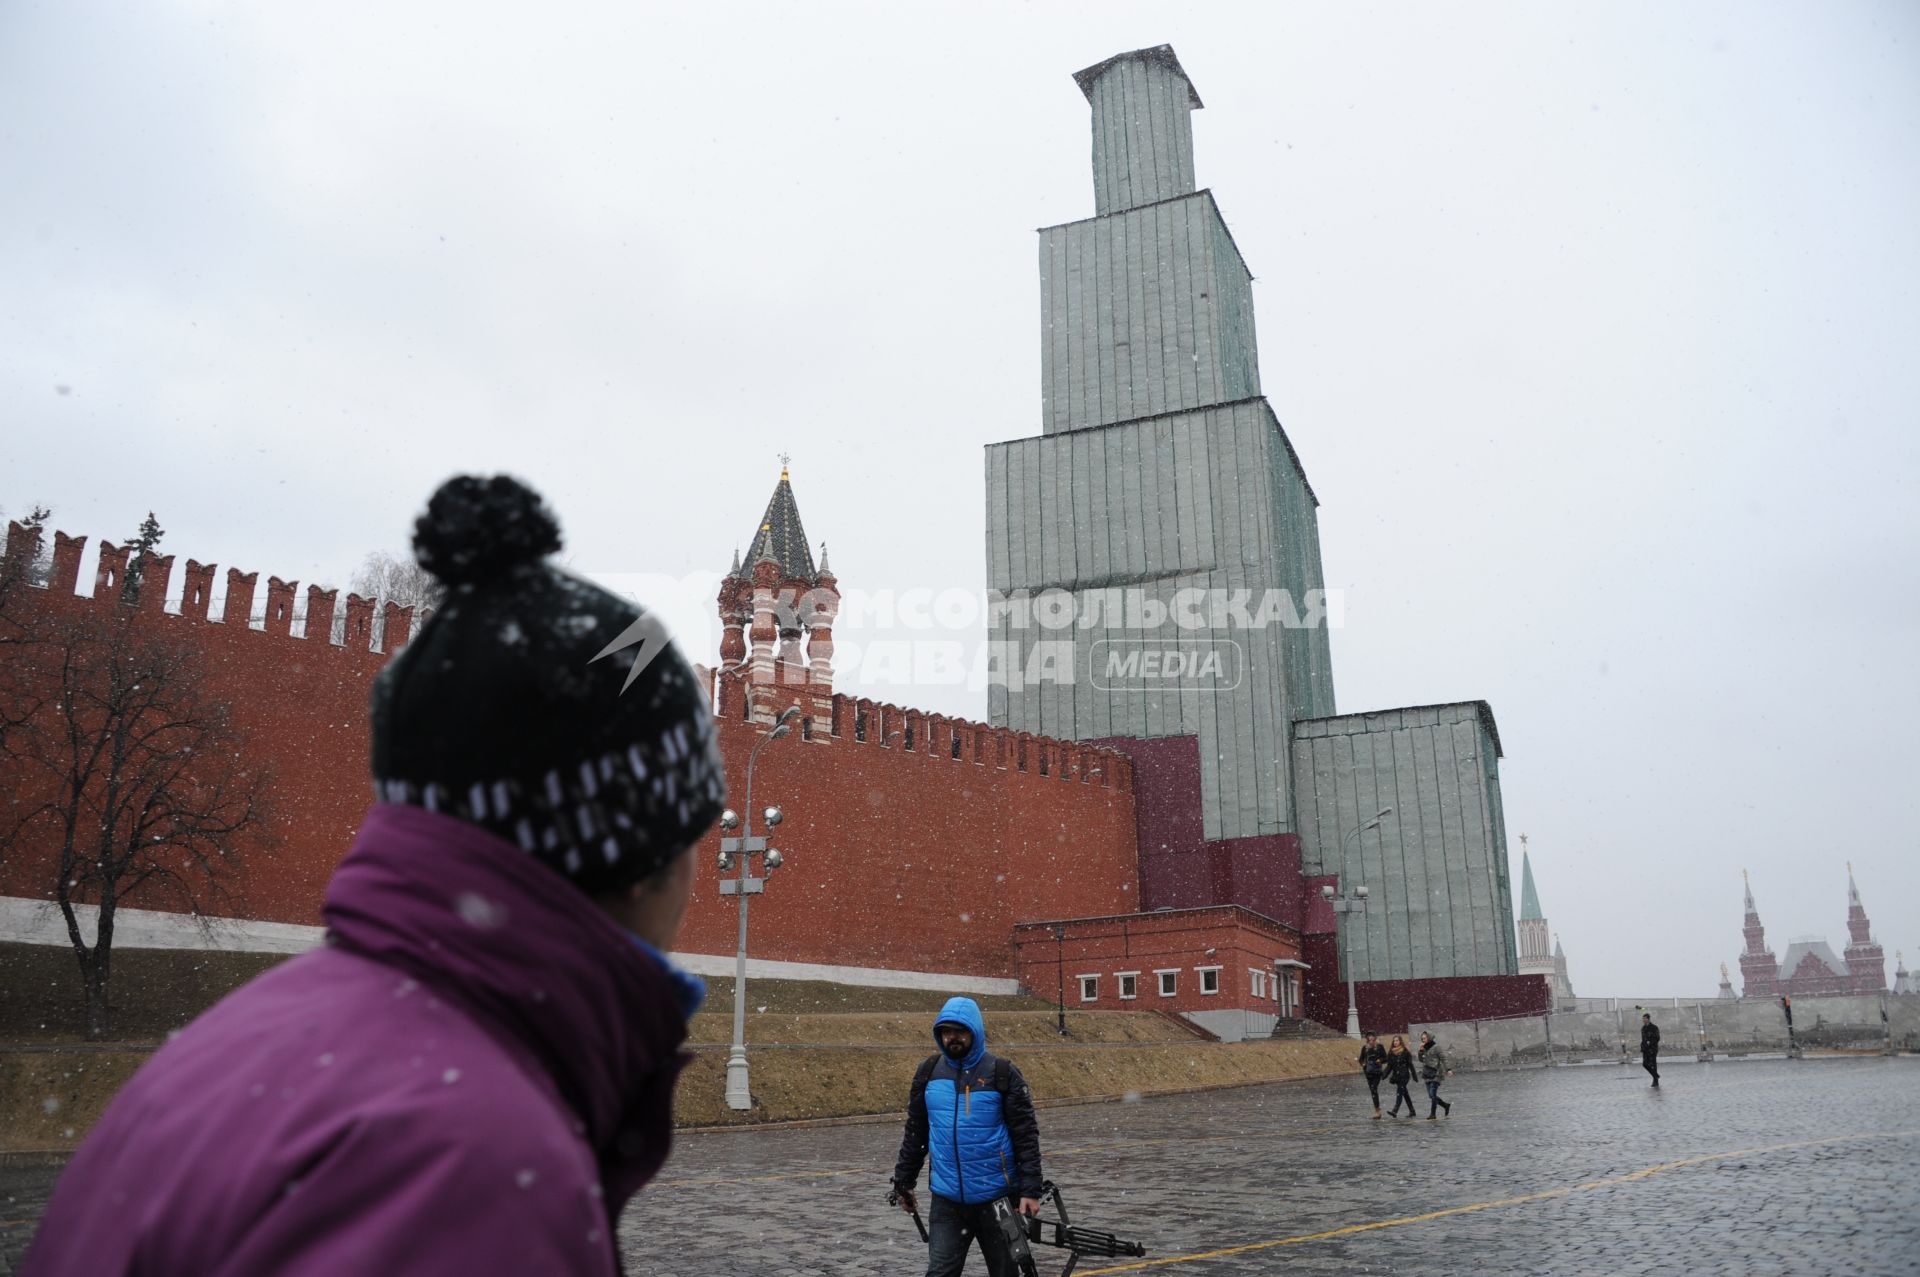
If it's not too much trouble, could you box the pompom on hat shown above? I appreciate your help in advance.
[370,475,726,895]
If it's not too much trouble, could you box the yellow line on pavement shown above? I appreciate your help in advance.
[1075,1129,1920,1274]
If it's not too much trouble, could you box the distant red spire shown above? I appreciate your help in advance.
[1737,869,1779,999]
[1841,862,1885,991]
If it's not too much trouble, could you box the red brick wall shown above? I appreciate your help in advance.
[1011,906,1300,1014]
[1300,929,1551,1034]
[1098,734,1310,929]
[1098,735,1204,909]
[676,712,1139,978]
[0,525,1138,982]
[0,534,396,927]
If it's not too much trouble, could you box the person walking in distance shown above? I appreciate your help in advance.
[891,997,1045,1276]
[1383,1035,1418,1118]
[1641,1012,1662,1088]
[1358,1032,1389,1119]
[22,475,727,1277]
[1417,1031,1453,1119]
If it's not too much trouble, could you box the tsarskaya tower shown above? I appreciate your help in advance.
[988,46,1521,984]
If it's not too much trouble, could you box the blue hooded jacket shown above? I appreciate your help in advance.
[891,996,1044,1205]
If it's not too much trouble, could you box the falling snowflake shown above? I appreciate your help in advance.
[455,892,507,930]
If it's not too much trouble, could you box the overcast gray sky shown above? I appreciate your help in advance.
[4,1,1916,996]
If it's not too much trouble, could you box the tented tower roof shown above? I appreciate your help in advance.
[740,466,818,583]
[1519,851,1544,922]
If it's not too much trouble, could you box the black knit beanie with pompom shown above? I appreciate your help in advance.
[369,475,726,895]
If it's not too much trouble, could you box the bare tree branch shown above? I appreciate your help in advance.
[3,605,276,1037]
[349,549,442,646]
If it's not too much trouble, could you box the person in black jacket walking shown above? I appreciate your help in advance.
[1640,1013,1662,1088]
[1383,1035,1417,1118]
[1358,1033,1388,1119]
[1417,1031,1452,1119]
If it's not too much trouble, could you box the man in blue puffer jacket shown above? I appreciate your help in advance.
[891,997,1045,1276]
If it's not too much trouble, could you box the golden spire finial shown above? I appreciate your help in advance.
[778,451,791,480]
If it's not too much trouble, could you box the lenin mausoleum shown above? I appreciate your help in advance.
[0,47,1553,1038]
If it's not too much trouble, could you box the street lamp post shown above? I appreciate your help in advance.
[1322,807,1392,1040]
[719,705,800,1111]
[1320,882,1371,1039]
[1053,924,1067,1036]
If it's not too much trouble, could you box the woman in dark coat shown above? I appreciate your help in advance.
[1383,1035,1417,1117]
[1358,1033,1389,1119]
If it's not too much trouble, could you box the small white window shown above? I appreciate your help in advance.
[1117,972,1139,999]
[1078,975,1098,1002]
[1198,966,1222,996]
[1155,969,1178,997]
[1249,968,1267,998]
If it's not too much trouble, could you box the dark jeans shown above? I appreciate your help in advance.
[1643,1052,1660,1081]
[1425,1079,1450,1115]
[1388,1082,1415,1114]
[1364,1073,1383,1107]
[926,1193,1017,1277]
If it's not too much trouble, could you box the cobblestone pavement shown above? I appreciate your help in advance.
[4,1056,1916,1274]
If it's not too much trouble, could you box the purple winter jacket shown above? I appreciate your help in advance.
[23,803,697,1276]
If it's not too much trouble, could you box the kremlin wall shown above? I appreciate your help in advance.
[0,516,1141,991]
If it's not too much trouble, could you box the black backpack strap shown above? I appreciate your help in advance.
[894,1054,943,1191]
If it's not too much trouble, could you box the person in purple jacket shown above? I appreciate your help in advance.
[23,474,727,1277]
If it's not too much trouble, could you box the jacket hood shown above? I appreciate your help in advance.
[932,995,988,1071]
[323,802,694,1201]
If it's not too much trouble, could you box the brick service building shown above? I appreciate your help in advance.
[0,47,1554,1038]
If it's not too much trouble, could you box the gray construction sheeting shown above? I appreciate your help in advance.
[1040,193,1257,436]
[1084,52,1199,218]
[986,399,1330,841]
[1292,704,1518,980]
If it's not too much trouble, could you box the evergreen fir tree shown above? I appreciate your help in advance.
[123,511,165,604]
